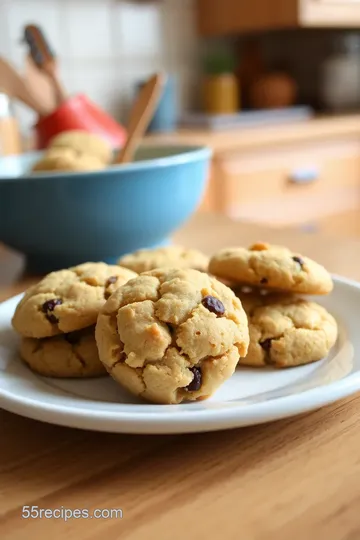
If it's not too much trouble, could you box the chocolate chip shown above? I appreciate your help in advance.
[106,276,118,287]
[202,295,225,316]
[186,367,202,392]
[260,277,268,284]
[46,313,59,324]
[260,339,272,352]
[292,256,304,268]
[64,332,80,345]
[42,298,62,313]
[42,298,62,324]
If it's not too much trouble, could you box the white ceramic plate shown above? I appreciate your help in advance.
[0,275,358,434]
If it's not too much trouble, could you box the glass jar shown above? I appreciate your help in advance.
[320,34,360,111]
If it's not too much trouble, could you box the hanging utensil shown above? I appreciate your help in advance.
[24,54,58,113]
[23,24,67,108]
[0,57,49,116]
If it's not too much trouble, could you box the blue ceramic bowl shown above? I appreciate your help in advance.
[0,145,211,273]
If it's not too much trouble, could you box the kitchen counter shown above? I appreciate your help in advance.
[1,212,360,540]
[146,113,360,154]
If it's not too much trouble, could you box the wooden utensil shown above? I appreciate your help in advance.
[23,24,67,107]
[115,72,166,164]
[0,57,49,116]
[24,55,57,113]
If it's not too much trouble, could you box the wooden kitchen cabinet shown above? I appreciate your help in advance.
[215,137,360,227]
[196,0,360,35]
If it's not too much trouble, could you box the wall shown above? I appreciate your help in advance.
[0,0,199,136]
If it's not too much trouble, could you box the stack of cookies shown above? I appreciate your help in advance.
[11,242,338,405]
[12,263,136,378]
[209,242,338,368]
[31,130,112,173]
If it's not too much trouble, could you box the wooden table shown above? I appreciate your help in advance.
[1,213,360,540]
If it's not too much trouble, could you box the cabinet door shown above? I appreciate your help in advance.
[196,0,360,34]
[196,0,298,36]
[301,0,360,26]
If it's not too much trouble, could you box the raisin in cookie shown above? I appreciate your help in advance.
[95,268,249,404]
[12,263,137,338]
[237,292,338,368]
[49,130,112,164]
[20,326,106,378]
[117,246,209,274]
[209,242,333,295]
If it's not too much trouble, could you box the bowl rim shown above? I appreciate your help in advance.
[0,145,212,183]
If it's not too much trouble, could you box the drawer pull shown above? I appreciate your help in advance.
[299,223,319,233]
[289,167,319,184]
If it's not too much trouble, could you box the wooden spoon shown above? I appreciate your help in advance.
[23,25,67,108]
[0,57,49,116]
[115,72,166,164]
[24,55,57,113]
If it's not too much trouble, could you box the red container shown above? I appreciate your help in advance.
[34,94,127,150]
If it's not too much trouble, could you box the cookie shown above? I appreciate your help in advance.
[20,326,106,378]
[95,268,249,404]
[49,130,112,164]
[209,242,333,295]
[12,263,137,338]
[32,148,105,173]
[237,292,338,368]
[117,246,209,274]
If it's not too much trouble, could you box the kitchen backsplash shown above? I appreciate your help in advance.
[0,0,199,136]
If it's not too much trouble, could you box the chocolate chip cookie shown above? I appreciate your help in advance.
[117,246,209,274]
[12,263,137,338]
[20,326,106,378]
[209,242,333,295]
[95,268,249,404]
[237,292,338,368]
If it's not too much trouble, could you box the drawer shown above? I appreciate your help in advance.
[218,138,360,225]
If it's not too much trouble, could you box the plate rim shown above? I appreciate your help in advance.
[0,274,359,434]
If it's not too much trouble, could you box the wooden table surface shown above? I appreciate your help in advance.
[1,213,360,540]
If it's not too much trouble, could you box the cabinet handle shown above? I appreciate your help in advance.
[299,223,319,233]
[288,167,319,184]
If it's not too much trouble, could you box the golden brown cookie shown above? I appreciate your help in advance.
[49,130,112,164]
[237,292,338,368]
[12,263,137,338]
[31,147,105,173]
[209,242,333,295]
[20,326,106,378]
[117,246,209,274]
[95,268,249,404]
